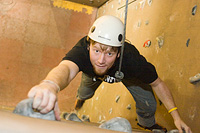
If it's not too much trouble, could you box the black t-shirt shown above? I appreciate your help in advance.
[63,36,158,86]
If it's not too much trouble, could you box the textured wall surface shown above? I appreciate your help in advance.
[78,0,200,132]
[0,0,199,132]
[0,0,97,112]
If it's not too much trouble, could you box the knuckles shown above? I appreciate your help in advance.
[29,83,58,113]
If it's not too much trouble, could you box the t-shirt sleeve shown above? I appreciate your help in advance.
[123,43,158,84]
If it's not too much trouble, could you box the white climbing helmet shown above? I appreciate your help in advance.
[88,15,124,47]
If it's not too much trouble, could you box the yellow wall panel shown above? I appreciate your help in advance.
[53,0,94,14]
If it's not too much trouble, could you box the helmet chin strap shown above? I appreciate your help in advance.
[115,0,129,82]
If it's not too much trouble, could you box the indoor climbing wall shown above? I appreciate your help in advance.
[78,82,137,126]
[0,0,97,112]
[78,0,200,132]
[0,0,199,132]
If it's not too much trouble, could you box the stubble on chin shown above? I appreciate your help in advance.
[93,66,107,76]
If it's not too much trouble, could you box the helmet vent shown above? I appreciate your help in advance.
[118,34,123,42]
[91,26,96,33]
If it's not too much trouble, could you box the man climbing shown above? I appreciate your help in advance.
[28,15,192,133]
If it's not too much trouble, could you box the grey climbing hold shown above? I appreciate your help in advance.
[99,117,132,133]
[167,129,179,133]
[82,114,90,122]
[137,20,141,27]
[145,20,149,25]
[189,73,200,83]
[186,38,190,47]
[156,36,164,48]
[152,129,165,133]
[62,112,69,119]
[127,104,131,110]
[98,119,106,124]
[115,95,120,103]
[109,108,113,114]
[147,0,152,6]
[65,112,82,122]
[13,98,56,120]
[192,5,197,15]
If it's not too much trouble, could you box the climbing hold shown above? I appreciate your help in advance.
[62,112,69,119]
[145,20,149,25]
[156,36,164,48]
[137,20,141,27]
[186,38,190,47]
[13,98,56,120]
[65,112,82,122]
[126,104,131,110]
[192,5,197,15]
[109,108,113,114]
[98,119,106,124]
[99,117,132,133]
[98,115,102,122]
[115,95,120,103]
[152,129,166,133]
[168,129,186,133]
[189,73,200,84]
[167,129,179,133]
[143,40,151,48]
[139,0,146,10]
[82,115,90,122]
[147,0,152,6]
